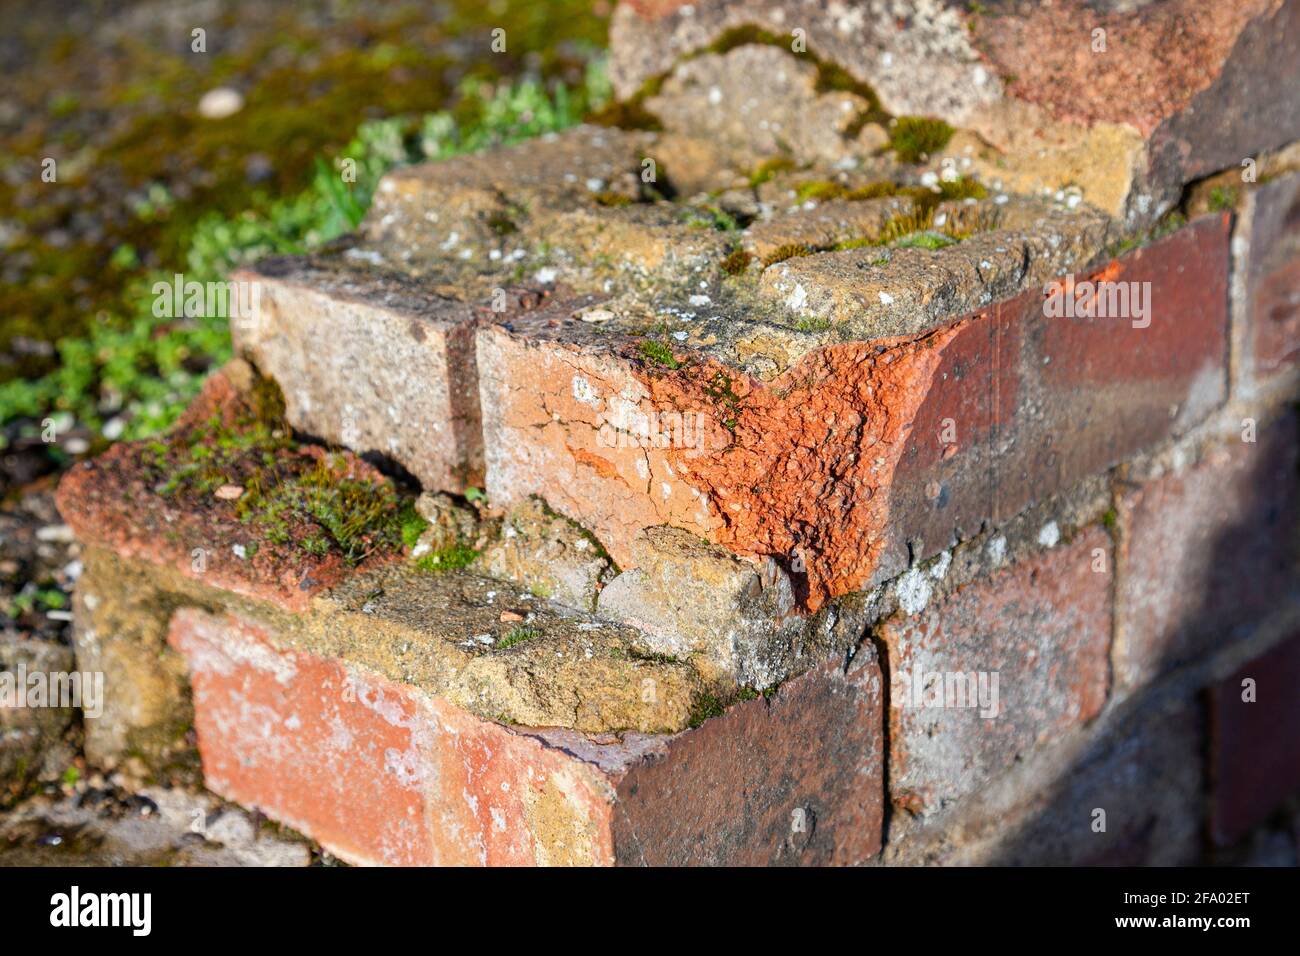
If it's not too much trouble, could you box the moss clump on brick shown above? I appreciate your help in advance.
[938,178,988,202]
[748,156,798,187]
[497,625,540,650]
[795,179,848,202]
[237,454,407,565]
[148,375,413,566]
[638,338,682,369]
[845,181,901,201]
[1208,185,1239,212]
[414,543,479,573]
[794,315,832,332]
[762,243,815,267]
[894,231,957,250]
[592,190,634,208]
[687,691,727,728]
[681,204,741,232]
[889,116,955,163]
[586,97,664,131]
[721,248,754,275]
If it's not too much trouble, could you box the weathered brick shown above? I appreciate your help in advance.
[610,0,1300,223]
[232,253,486,493]
[608,646,885,865]
[168,608,885,866]
[1115,411,1299,691]
[1209,630,1300,847]
[478,216,1228,609]
[169,607,619,866]
[879,526,1112,816]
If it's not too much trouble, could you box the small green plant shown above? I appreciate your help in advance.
[794,315,832,332]
[889,116,955,163]
[400,505,430,550]
[1208,185,1239,212]
[414,544,479,573]
[497,625,540,650]
[638,338,681,369]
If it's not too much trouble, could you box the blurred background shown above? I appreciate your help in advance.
[1,0,608,813]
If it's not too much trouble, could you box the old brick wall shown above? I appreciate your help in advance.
[48,0,1300,865]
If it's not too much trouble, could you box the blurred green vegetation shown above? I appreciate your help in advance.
[1,67,611,446]
[1,0,611,454]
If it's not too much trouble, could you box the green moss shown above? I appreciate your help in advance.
[1208,185,1239,212]
[1101,508,1118,531]
[498,625,540,650]
[681,204,741,232]
[586,97,664,131]
[592,190,634,207]
[889,116,955,163]
[688,691,727,728]
[794,179,847,202]
[147,378,414,565]
[844,181,901,201]
[414,544,479,573]
[721,247,754,275]
[400,503,430,550]
[762,243,814,267]
[748,156,798,187]
[938,178,987,202]
[794,315,832,332]
[894,231,957,250]
[638,339,682,369]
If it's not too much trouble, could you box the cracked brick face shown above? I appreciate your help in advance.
[477,216,1229,610]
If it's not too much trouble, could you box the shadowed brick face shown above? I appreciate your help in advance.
[881,528,1112,816]
[610,648,885,865]
[1115,412,1299,690]
[1246,173,1300,378]
[1209,631,1300,847]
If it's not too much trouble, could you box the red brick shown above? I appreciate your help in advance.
[879,526,1112,816]
[1115,412,1299,690]
[1209,630,1300,847]
[1245,172,1300,379]
[609,647,884,865]
[55,365,403,614]
[168,607,885,866]
[479,217,1228,609]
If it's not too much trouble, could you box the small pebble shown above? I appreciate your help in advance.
[198,87,244,119]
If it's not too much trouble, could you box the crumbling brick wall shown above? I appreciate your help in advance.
[53,0,1300,865]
